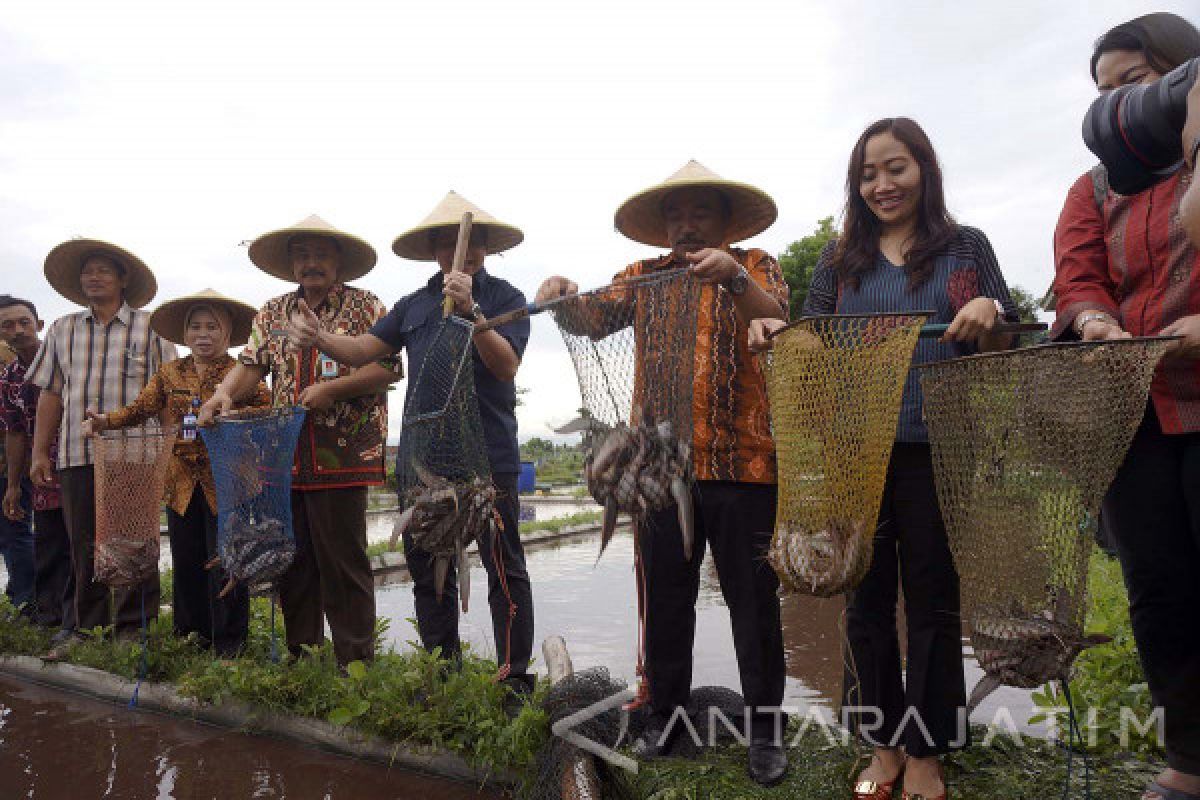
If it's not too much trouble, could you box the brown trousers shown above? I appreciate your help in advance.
[279,487,375,665]
[58,466,160,634]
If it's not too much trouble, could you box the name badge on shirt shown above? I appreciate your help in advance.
[319,353,339,379]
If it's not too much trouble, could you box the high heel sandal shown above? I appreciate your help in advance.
[854,763,905,799]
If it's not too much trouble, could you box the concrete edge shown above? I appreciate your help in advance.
[0,655,515,788]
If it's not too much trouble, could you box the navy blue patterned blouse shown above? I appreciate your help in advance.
[802,225,1019,443]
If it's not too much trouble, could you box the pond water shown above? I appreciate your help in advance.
[365,497,599,543]
[0,676,499,799]
[376,532,1041,734]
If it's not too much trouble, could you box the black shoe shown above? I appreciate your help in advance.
[747,737,787,787]
[500,675,534,719]
[633,719,682,760]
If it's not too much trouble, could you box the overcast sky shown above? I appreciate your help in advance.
[3,1,1194,442]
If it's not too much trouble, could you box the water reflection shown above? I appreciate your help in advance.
[0,677,498,799]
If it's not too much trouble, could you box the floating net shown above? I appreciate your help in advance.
[394,321,497,618]
[919,338,1174,711]
[763,313,928,597]
[199,407,306,598]
[94,427,175,587]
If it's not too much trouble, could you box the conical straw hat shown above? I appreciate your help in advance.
[614,160,778,248]
[391,191,524,261]
[150,288,258,347]
[44,238,158,309]
[248,214,377,283]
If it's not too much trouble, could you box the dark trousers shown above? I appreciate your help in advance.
[59,466,160,633]
[405,472,534,688]
[279,487,375,666]
[843,443,967,757]
[166,487,249,657]
[32,508,74,630]
[0,477,36,609]
[642,480,786,741]
[1105,408,1200,774]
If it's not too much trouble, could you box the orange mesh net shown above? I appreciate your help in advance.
[94,428,175,587]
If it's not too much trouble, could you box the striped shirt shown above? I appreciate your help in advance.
[804,226,1019,442]
[26,303,177,468]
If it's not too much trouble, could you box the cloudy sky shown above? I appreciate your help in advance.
[3,1,1194,441]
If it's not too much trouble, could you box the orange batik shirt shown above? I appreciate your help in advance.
[612,248,788,484]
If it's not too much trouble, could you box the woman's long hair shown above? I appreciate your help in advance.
[832,117,956,291]
[1090,12,1200,83]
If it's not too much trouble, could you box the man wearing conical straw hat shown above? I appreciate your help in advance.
[27,238,178,659]
[536,161,790,784]
[199,215,402,667]
[84,289,269,657]
[285,191,536,700]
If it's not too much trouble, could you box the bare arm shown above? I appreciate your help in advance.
[198,362,268,425]
[471,325,520,383]
[4,431,28,520]
[311,331,394,369]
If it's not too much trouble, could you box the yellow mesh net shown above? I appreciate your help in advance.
[764,313,928,597]
[918,338,1174,709]
[94,428,176,588]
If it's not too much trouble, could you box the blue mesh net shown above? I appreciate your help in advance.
[200,406,306,597]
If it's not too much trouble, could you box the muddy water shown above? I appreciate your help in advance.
[376,532,1039,733]
[366,498,599,544]
[0,677,499,799]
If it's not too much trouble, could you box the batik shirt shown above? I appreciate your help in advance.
[240,283,402,489]
[105,354,270,515]
[0,356,61,511]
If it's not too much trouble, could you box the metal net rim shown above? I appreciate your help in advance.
[767,310,934,340]
[211,405,306,425]
[917,335,1181,371]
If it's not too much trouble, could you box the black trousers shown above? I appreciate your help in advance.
[1105,408,1200,774]
[405,472,534,687]
[642,480,786,741]
[165,487,249,657]
[58,466,160,634]
[279,487,376,666]
[843,443,968,757]
[32,508,74,630]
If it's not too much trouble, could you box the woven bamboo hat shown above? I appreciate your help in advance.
[614,160,778,248]
[391,191,524,261]
[44,238,158,309]
[150,288,257,347]
[248,214,377,282]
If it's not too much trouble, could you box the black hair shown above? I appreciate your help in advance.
[1091,12,1200,82]
[0,294,39,320]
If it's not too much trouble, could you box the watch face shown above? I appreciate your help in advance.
[730,268,749,295]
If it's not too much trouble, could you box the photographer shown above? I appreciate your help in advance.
[1052,13,1200,800]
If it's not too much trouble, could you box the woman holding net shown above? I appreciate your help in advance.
[750,118,1018,800]
[1052,14,1200,800]
[83,290,269,657]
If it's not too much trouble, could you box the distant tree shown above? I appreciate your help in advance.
[778,216,837,319]
[1007,286,1041,323]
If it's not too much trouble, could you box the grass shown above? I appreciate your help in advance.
[363,509,603,558]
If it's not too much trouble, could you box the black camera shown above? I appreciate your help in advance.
[1082,57,1198,195]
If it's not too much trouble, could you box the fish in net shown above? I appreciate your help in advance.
[918,337,1175,714]
[549,266,700,711]
[199,407,306,597]
[94,427,176,587]
[550,266,699,561]
[762,313,928,597]
[393,331,496,616]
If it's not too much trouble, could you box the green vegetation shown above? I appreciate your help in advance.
[778,216,836,319]
[521,437,586,487]
[363,509,604,558]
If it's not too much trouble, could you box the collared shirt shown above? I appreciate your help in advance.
[1052,168,1200,433]
[0,355,61,511]
[240,283,401,490]
[27,303,178,468]
[805,226,1020,443]
[0,343,12,478]
[104,354,270,515]
[607,248,788,485]
[370,268,530,474]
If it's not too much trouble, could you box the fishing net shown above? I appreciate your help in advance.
[551,266,700,554]
[525,666,749,800]
[918,338,1174,711]
[199,407,306,598]
[763,313,928,597]
[94,427,175,587]
[393,315,497,623]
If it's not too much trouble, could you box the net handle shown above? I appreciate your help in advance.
[919,321,1048,338]
[442,211,475,318]
[765,311,935,340]
[473,265,693,333]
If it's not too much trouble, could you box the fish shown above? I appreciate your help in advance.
[434,556,450,604]
[458,544,471,613]
[389,505,417,550]
[768,517,870,597]
[670,477,693,561]
[596,496,620,564]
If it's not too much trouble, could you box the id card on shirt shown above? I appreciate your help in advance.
[318,353,339,379]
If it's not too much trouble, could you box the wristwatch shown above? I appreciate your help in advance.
[726,265,750,296]
[470,302,485,323]
[1074,310,1116,336]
